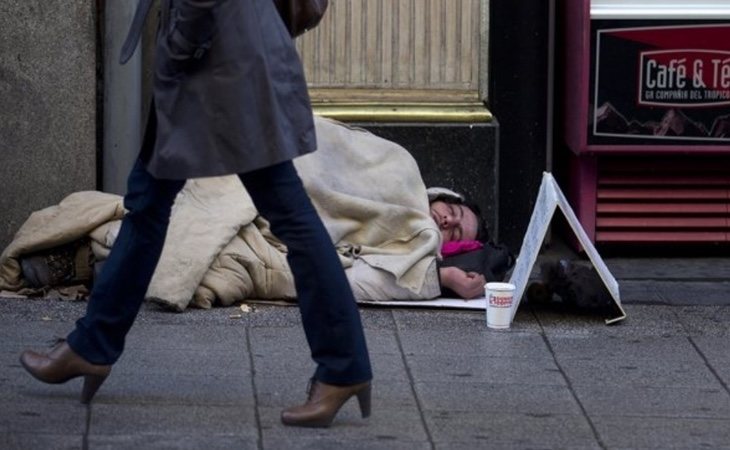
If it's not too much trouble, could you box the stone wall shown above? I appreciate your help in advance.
[0,1,97,250]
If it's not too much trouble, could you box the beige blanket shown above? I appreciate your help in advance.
[0,117,441,310]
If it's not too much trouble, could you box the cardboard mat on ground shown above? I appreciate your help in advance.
[363,172,626,325]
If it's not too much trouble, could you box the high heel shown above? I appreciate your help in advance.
[81,374,108,404]
[355,383,371,418]
[20,339,111,404]
[281,378,372,427]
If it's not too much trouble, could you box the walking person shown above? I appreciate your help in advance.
[19,0,372,428]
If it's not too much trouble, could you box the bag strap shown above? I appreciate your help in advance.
[120,0,156,64]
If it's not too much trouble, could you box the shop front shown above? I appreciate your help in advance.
[561,0,730,246]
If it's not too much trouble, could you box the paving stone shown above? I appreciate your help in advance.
[94,371,253,406]
[617,280,663,304]
[357,351,413,382]
[0,297,88,323]
[263,436,431,450]
[606,257,730,281]
[356,307,399,330]
[508,308,543,332]
[393,309,488,331]
[677,306,730,337]
[253,350,409,383]
[1,371,84,403]
[406,354,566,386]
[433,443,601,450]
[710,363,730,389]
[617,280,730,306]
[537,305,687,337]
[532,310,620,336]
[398,328,552,359]
[559,358,721,389]
[0,399,86,433]
[592,415,730,449]
[249,326,401,357]
[4,279,730,449]
[414,381,580,415]
[257,405,427,442]
[112,346,250,377]
[691,336,730,363]
[89,434,258,450]
[245,303,396,330]
[124,323,249,351]
[620,280,730,306]
[361,329,401,355]
[89,403,257,437]
[0,338,83,401]
[2,359,86,403]
[0,433,82,450]
[652,281,730,306]
[574,385,730,418]
[425,411,598,448]
[393,309,540,333]
[255,376,415,409]
[114,347,251,378]
[0,320,74,344]
[548,335,701,362]
[248,326,308,357]
[235,303,303,328]
[133,303,257,326]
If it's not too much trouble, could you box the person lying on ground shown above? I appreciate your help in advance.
[428,189,513,300]
[0,117,513,308]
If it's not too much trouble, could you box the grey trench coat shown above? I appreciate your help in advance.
[122,0,317,179]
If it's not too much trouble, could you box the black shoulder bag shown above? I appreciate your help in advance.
[273,0,329,38]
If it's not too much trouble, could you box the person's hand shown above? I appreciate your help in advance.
[439,266,486,299]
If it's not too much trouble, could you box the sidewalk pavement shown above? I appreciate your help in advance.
[1,257,730,449]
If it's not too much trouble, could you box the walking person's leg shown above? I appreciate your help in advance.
[20,159,185,402]
[239,160,372,427]
[67,159,185,362]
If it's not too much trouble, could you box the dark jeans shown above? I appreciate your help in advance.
[67,159,372,385]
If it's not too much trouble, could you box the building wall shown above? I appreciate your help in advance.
[297,0,483,92]
[489,0,552,249]
[0,1,98,250]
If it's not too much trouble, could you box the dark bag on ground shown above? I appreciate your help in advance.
[273,0,329,37]
[527,259,613,314]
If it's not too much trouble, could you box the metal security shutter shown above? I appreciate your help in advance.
[595,156,730,243]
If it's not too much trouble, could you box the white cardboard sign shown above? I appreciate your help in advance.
[508,172,626,325]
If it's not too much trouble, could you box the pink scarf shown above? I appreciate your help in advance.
[441,240,483,257]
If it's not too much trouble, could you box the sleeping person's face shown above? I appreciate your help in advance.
[429,200,479,243]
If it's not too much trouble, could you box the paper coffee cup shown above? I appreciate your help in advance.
[485,282,515,329]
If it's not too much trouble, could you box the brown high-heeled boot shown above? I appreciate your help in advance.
[281,378,371,428]
[20,339,111,404]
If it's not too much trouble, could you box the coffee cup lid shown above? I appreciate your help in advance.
[485,282,515,291]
